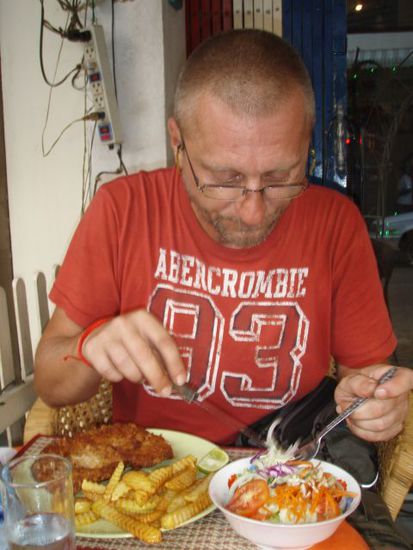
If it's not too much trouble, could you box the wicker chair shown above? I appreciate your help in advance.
[23,381,413,520]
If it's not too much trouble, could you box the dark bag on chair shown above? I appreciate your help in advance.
[235,376,378,487]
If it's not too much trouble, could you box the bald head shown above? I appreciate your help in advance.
[174,29,315,135]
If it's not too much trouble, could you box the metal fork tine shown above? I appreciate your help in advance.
[172,383,198,403]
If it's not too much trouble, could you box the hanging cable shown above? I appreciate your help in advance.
[56,0,84,32]
[41,18,69,153]
[39,0,82,87]
[91,0,96,24]
[109,0,128,179]
[82,121,98,213]
[117,145,128,176]
[43,113,100,158]
[92,162,124,197]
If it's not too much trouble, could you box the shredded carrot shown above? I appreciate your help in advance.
[286,460,313,467]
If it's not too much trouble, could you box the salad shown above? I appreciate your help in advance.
[225,445,356,524]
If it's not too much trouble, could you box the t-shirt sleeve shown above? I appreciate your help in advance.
[50,186,121,327]
[330,204,397,367]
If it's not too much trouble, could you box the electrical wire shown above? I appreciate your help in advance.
[84,0,128,199]
[39,0,82,88]
[111,0,117,100]
[40,0,127,205]
[84,0,129,199]
[91,0,96,24]
[57,0,84,31]
[43,115,96,157]
[43,19,65,36]
[81,120,98,213]
[92,154,125,197]
[41,22,69,155]
[81,50,101,213]
[40,15,93,158]
[117,146,128,176]
[71,57,87,90]
[109,0,128,180]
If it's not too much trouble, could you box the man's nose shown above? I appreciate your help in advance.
[236,189,268,226]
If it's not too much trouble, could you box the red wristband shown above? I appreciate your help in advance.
[64,316,113,368]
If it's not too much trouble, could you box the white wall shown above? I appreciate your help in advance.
[0,0,186,345]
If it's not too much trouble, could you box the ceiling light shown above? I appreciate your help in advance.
[355,3,363,11]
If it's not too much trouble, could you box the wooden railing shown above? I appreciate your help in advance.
[0,272,52,445]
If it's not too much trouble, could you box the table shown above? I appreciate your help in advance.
[15,435,409,550]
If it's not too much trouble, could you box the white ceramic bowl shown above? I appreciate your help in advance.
[209,457,361,550]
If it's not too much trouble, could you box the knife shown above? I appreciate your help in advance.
[172,383,267,448]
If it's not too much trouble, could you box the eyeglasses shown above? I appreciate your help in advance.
[180,140,308,202]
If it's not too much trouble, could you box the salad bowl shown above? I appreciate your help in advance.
[209,456,361,550]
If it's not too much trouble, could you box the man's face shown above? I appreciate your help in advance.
[169,92,312,249]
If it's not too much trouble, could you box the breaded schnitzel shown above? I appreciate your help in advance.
[42,423,173,492]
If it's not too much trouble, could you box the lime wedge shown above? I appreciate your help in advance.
[197,447,229,474]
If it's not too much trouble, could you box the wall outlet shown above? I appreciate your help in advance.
[91,81,103,94]
[93,94,105,109]
[84,24,122,146]
[84,44,96,64]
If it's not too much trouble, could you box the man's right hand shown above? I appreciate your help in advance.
[34,307,186,407]
[82,310,186,395]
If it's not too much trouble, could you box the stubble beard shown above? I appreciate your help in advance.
[188,192,288,248]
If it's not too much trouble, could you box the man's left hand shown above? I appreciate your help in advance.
[335,364,413,442]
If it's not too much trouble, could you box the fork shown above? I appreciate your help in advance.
[288,366,398,461]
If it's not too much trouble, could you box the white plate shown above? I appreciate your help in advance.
[76,428,219,538]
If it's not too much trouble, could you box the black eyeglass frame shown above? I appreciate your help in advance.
[180,139,308,201]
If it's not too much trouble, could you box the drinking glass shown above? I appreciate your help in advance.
[0,454,75,550]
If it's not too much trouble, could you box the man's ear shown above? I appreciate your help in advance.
[167,117,182,154]
[168,118,183,171]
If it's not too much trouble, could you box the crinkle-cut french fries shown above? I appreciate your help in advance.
[110,480,130,501]
[165,465,197,491]
[74,498,91,514]
[123,470,154,493]
[77,453,215,543]
[161,492,212,530]
[166,492,187,513]
[82,490,104,502]
[81,480,105,494]
[156,488,180,512]
[104,461,124,502]
[75,510,98,528]
[147,464,174,492]
[171,454,197,474]
[92,500,162,544]
[133,509,164,524]
[183,473,213,502]
[148,455,197,493]
[115,494,162,516]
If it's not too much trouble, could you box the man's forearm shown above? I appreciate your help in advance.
[34,334,102,407]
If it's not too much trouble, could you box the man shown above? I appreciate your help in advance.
[35,30,412,447]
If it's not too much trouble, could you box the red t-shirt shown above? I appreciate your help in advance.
[50,168,396,444]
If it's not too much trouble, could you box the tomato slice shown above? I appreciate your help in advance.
[226,479,270,517]
[249,507,272,521]
[228,474,238,489]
